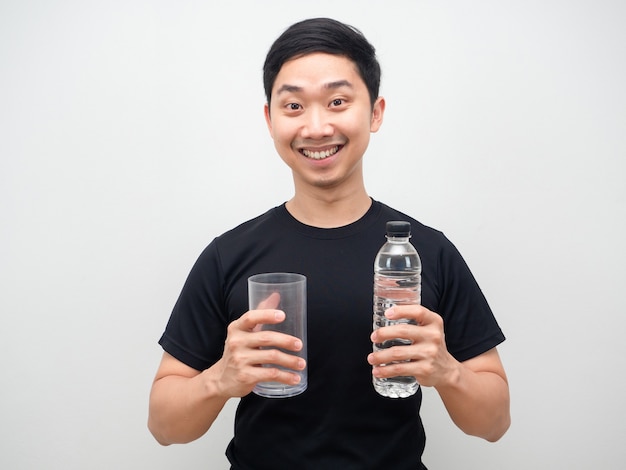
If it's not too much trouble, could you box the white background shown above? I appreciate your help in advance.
[2,1,625,468]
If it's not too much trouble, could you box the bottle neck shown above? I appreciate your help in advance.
[386,235,410,243]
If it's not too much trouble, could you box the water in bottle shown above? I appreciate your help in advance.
[373,220,422,398]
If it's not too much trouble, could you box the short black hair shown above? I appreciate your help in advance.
[263,18,381,108]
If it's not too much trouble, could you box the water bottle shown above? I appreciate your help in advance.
[373,220,422,398]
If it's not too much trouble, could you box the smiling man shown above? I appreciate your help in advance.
[148,18,510,469]
[267,54,381,200]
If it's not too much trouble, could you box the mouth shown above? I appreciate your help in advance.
[300,145,341,160]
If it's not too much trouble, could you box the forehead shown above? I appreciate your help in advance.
[272,52,363,95]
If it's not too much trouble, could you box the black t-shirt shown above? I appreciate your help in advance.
[159,200,505,469]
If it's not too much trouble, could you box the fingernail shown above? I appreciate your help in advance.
[385,308,396,318]
[294,339,303,350]
[274,310,285,321]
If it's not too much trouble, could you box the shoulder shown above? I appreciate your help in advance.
[206,205,291,252]
[218,206,282,240]
[375,200,449,246]
[195,205,291,270]
[373,200,469,274]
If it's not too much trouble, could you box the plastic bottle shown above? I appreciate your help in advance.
[372,220,422,398]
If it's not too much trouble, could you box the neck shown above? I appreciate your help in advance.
[286,186,372,228]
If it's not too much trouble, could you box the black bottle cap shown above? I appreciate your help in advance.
[386,221,411,237]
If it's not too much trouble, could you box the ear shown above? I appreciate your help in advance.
[370,96,385,133]
[264,103,273,137]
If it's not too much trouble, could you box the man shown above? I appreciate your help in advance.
[148,17,510,469]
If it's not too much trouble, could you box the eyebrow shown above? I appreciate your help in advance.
[324,79,353,90]
[275,80,354,96]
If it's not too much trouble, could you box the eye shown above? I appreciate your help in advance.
[288,103,302,111]
[330,98,344,107]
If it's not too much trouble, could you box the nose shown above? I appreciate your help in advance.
[301,107,333,139]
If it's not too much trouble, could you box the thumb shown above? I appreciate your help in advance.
[256,291,281,310]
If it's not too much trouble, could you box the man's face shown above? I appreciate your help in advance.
[265,53,384,192]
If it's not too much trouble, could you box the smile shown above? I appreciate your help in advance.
[301,145,340,160]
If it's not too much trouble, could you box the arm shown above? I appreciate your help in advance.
[368,305,510,442]
[435,347,510,442]
[148,294,306,445]
[148,352,227,446]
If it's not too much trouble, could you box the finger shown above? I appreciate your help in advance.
[257,291,281,310]
[254,348,306,371]
[385,304,439,326]
[250,292,283,332]
[240,349,306,389]
[255,366,304,387]
[368,343,419,367]
[223,359,303,396]
[371,325,445,362]
[235,307,285,332]
[371,361,417,380]
[249,330,304,352]
[371,321,419,344]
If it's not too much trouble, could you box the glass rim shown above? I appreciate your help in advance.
[248,272,306,285]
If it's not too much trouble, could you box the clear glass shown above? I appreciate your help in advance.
[248,272,307,398]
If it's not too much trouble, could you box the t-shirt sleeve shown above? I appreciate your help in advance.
[158,240,228,371]
[435,235,505,362]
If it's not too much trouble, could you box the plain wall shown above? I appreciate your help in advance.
[1,1,625,468]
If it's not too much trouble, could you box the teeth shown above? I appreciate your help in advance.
[302,146,339,160]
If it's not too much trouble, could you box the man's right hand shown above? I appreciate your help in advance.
[148,292,306,445]
[209,292,306,398]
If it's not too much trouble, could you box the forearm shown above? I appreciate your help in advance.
[148,370,228,446]
[435,358,510,442]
